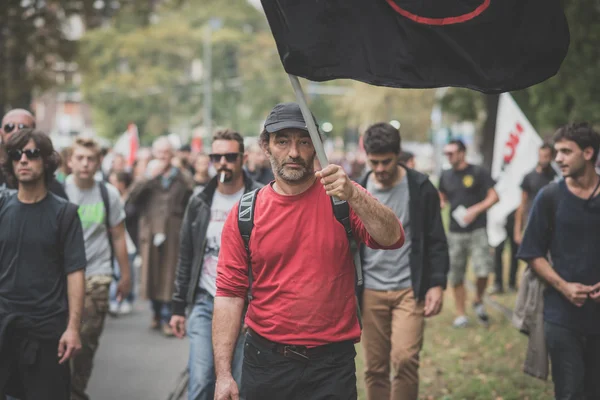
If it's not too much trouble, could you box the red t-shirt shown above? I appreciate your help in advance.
[216,179,404,346]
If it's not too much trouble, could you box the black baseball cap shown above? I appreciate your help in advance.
[264,102,319,134]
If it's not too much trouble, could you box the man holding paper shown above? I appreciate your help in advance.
[438,140,498,328]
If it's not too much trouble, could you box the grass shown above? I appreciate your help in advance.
[353,240,554,400]
[353,288,553,400]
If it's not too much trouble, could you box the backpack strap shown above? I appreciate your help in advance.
[238,188,260,303]
[541,182,560,236]
[98,182,115,267]
[331,197,363,329]
[57,202,80,265]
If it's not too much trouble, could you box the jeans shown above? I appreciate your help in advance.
[109,252,137,304]
[151,301,172,325]
[494,211,519,290]
[544,321,600,400]
[242,331,357,400]
[187,290,244,400]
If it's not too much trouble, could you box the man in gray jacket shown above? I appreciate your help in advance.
[170,129,262,400]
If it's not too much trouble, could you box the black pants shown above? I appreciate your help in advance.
[494,211,519,289]
[545,321,600,400]
[242,332,357,400]
[0,333,70,400]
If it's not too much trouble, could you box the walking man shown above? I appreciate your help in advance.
[213,103,405,400]
[65,137,132,400]
[128,136,194,335]
[0,129,86,399]
[513,142,557,246]
[170,129,262,400]
[518,123,600,399]
[359,123,449,400]
[438,139,498,327]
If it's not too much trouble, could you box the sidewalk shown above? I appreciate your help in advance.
[86,302,189,400]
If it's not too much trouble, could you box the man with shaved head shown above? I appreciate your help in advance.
[0,109,67,198]
[0,109,35,142]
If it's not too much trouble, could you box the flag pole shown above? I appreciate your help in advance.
[287,74,329,168]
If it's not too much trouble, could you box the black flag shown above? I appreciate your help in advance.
[261,0,569,94]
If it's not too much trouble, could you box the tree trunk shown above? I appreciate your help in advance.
[481,94,500,170]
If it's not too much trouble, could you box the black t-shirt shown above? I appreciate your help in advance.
[517,180,600,334]
[0,192,87,339]
[439,164,495,233]
[520,168,556,214]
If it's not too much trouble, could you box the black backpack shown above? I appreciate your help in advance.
[237,188,364,327]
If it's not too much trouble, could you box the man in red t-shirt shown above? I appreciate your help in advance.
[212,102,405,400]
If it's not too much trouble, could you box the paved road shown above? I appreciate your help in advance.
[86,302,189,400]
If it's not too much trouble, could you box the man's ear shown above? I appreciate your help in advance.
[584,146,595,162]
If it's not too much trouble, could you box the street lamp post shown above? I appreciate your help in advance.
[203,18,222,142]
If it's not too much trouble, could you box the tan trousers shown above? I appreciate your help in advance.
[362,288,425,400]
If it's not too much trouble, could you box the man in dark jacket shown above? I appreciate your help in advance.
[169,129,262,400]
[359,123,449,400]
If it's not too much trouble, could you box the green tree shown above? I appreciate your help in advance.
[437,0,600,168]
[78,0,276,141]
[0,0,162,115]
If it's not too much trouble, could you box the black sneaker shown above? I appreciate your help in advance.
[473,302,490,325]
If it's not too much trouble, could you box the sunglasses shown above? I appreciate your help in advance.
[3,123,30,134]
[209,153,241,163]
[8,148,42,161]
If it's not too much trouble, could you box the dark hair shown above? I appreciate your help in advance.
[539,142,555,156]
[1,128,60,187]
[398,150,414,164]
[111,170,133,189]
[213,129,244,154]
[554,122,600,162]
[447,139,466,152]
[363,123,401,155]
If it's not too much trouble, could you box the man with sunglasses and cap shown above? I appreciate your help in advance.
[169,129,262,400]
[212,103,404,400]
[0,109,68,199]
[0,129,87,399]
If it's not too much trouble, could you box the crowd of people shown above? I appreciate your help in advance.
[0,103,599,400]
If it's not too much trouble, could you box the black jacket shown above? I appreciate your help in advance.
[359,166,449,300]
[172,172,263,316]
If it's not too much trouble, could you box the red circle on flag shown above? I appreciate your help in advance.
[385,0,491,26]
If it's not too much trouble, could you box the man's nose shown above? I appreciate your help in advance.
[288,142,299,158]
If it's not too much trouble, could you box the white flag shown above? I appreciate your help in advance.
[487,93,543,247]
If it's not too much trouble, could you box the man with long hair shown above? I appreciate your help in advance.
[0,129,86,399]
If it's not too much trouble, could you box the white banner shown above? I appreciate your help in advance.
[487,93,543,247]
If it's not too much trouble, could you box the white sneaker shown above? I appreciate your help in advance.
[109,302,119,315]
[453,315,469,328]
[119,301,133,315]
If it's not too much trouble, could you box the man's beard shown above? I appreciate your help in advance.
[269,153,314,183]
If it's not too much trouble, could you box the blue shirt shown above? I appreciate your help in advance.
[517,180,600,334]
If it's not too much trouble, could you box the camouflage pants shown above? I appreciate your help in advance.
[70,276,112,400]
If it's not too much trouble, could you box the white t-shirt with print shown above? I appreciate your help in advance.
[199,187,245,296]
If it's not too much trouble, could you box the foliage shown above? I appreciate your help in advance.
[0,0,161,115]
[439,0,600,144]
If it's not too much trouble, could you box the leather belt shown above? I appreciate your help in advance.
[247,328,352,362]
